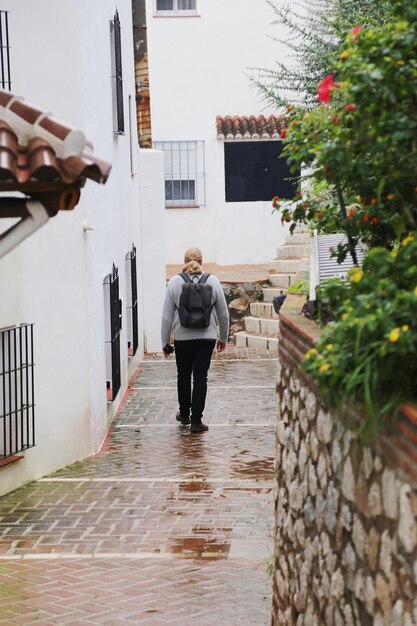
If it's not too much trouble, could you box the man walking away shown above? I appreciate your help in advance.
[161,247,229,433]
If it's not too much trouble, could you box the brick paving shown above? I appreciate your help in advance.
[0,346,277,625]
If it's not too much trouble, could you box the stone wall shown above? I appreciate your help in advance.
[273,295,417,626]
[222,281,267,338]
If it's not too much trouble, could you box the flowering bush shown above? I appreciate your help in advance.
[279,6,417,258]
[302,235,417,436]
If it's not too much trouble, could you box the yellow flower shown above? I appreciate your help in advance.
[341,313,348,321]
[305,348,318,360]
[414,286,417,297]
[350,269,363,283]
[319,363,330,373]
[402,325,409,332]
[389,328,401,342]
[396,60,405,65]
[390,250,397,259]
[339,49,352,60]
[402,235,414,247]
[326,344,334,351]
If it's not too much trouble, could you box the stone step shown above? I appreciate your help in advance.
[276,244,306,259]
[234,331,279,351]
[263,287,288,302]
[250,302,278,319]
[285,232,310,245]
[268,273,297,288]
[244,316,280,334]
[268,259,300,274]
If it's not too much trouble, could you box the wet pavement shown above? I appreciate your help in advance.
[0,346,277,625]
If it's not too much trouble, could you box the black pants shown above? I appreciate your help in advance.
[174,339,216,424]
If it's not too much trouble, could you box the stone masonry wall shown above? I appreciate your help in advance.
[273,296,417,626]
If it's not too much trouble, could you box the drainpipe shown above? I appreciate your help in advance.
[0,198,50,261]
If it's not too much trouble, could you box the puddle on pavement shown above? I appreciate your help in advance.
[178,481,212,493]
[165,536,231,558]
[230,455,275,478]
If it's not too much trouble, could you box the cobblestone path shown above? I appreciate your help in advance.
[0,347,277,625]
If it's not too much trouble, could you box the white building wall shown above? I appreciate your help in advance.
[138,149,166,353]
[146,0,291,264]
[0,0,166,495]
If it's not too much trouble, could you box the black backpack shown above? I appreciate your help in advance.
[178,272,213,329]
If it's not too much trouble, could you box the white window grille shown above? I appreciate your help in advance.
[155,0,198,16]
[153,140,205,208]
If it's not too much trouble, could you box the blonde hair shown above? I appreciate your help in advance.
[183,260,202,275]
[184,247,202,264]
[183,247,203,275]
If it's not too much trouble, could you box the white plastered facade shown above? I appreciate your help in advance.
[145,0,292,265]
[0,0,166,495]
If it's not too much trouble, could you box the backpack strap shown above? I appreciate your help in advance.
[198,272,211,284]
[179,272,192,283]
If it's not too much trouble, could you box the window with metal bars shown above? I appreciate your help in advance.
[0,11,11,91]
[155,0,197,15]
[0,325,35,461]
[111,10,124,134]
[126,244,139,357]
[104,265,122,401]
[153,140,205,208]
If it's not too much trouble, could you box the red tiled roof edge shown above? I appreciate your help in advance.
[0,90,111,187]
[216,114,288,140]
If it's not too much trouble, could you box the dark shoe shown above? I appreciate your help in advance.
[176,411,190,426]
[190,422,209,433]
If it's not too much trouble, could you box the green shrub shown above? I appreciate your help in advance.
[302,235,417,437]
[287,280,310,295]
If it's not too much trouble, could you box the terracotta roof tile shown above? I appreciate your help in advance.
[0,90,111,206]
[216,114,288,140]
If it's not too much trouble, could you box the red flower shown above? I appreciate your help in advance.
[332,114,339,124]
[363,214,370,223]
[372,217,380,224]
[318,74,339,103]
[345,104,356,112]
[370,198,378,205]
[280,130,287,139]
[350,26,363,37]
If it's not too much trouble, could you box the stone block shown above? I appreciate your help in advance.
[268,272,295,287]
[330,569,344,601]
[382,468,399,520]
[324,482,338,535]
[277,244,306,259]
[316,409,332,444]
[366,527,380,571]
[331,439,342,474]
[375,573,392,619]
[352,515,367,561]
[398,484,417,553]
[269,259,301,274]
[317,453,328,491]
[368,482,383,517]
[342,457,355,502]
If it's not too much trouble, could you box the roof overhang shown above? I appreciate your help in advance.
[0,89,112,260]
[216,114,288,140]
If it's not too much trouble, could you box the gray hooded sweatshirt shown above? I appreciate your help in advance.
[161,273,229,346]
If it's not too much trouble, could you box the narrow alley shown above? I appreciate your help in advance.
[0,346,277,625]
